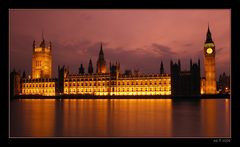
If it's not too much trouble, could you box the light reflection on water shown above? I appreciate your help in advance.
[10,98,230,137]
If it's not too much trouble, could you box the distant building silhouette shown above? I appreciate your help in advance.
[124,69,132,76]
[58,65,69,94]
[10,69,21,98]
[110,61,120,79]
[170,59,201,96]
[217,72,230,94]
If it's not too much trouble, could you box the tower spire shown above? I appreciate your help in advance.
[206,24,213,43]
[96,42,106,73]
[208,22,210,31]
[160,61,164,74]
[99,42,103,55]
[40,30,46,48]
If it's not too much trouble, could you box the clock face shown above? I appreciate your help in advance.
[206,48,213,54]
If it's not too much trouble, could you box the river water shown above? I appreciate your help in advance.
[10,98,230,137]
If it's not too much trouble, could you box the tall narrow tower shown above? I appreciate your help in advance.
[88,59,93,74]
[204,25,216,94]
[32,33,52,79]
[96,43,106,73]
[160,61,164,74]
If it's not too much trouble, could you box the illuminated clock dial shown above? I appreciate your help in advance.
[206,48,213,54]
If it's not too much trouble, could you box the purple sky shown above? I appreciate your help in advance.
[10,9,230,78]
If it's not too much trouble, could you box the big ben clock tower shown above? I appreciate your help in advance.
[204,25,216,94]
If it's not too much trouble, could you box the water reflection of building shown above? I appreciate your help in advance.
[200,99,230,137]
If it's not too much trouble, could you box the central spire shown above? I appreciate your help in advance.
[96,42,106,73]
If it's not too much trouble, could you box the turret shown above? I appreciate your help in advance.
[79,63,85,74]
[88,59,93,74]
[160,61,164,74]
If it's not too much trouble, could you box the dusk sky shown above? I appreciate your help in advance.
[10,9,230,78]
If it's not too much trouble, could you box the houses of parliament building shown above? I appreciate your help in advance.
[10,26,223,97]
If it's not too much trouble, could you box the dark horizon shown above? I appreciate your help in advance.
[10,9,230,78]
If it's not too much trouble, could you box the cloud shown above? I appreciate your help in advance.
[216,47,224,55]
[151,43,177,57]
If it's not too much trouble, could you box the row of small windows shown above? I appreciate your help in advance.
[64,80,170,87]
[36,61,42,67]
[65,87,170,93]
[23,89,55,93]
[23,83,55,88]
[67,78,110,82]
[67,77,169,82]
